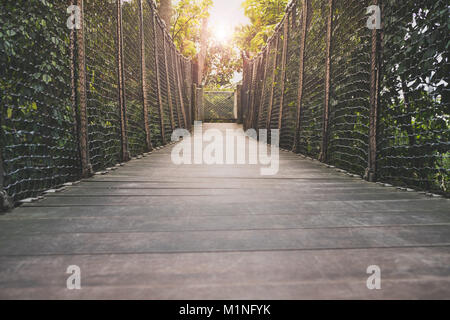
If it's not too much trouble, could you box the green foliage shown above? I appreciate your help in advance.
[169,0,213,58]
[204,42,242,89]
[0,0,80,201]
[234,0,288,56]
[243,0,449,195]
[84,0,122,170]
[378,0,450,194]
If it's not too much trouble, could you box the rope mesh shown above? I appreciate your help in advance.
[142,0,163,147]
[258,39,277,130]
[269,30,284,131]
[280,6,302,150]
[1,0,192,204]
[84,0,121,171]
[204,92,236,121]
[297,0,327,158]
[1,0,448,203]
[327,0,371,175]
[0,0,81,202]
[241,0,449,196]
[122,0,147,157]
[155,21,174,142]
[377,0,449,194]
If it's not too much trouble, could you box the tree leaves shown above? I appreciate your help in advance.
[235,0,288,56]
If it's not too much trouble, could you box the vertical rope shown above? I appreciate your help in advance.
[138,0,153,152]
[266,35,280,130]
[152,7,166,144]
[76,0,92,176]
[320,0,334,163]
[116,0,129,162]
[277,14,290,131]
[163,33,175,130]
[367,0,381,182]
[292,0,310,152]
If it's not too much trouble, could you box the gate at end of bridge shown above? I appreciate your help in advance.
[196,89,239,123]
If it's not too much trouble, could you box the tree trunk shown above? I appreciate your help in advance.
[197,17,208,85]
[159,0,173,28]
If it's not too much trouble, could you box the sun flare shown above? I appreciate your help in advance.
[212,24,231,43]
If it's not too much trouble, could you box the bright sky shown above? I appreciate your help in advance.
[173,0,249,43]
[208,0,249,83]
[172,0,249,84]
[209,0,250,42]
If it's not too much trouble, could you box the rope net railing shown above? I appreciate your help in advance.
[1,1,81,203]
[0,0,194,206]
[241,0,449,196]
[84,0,121,171]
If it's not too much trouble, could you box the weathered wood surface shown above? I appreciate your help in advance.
[0,123,449,299]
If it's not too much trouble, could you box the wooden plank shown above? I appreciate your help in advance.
[1,225,450,256]
[0,123,449,300]
[2,211,450,235]
[10,199,450,219]
[1,248,449,299]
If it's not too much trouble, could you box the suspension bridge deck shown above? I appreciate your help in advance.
[0,123,449,299]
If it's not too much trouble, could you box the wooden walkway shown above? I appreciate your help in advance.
[0,123,449,299]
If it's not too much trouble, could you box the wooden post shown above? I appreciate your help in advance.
[366,0,381,182]
[170,49,181,128]
[192,83,197,122]
[138,0,153,152]
[175,54,188,129]
[240,53,249,125]
[197,87,204,121]
[292,0,310,152]
[0,154,6,208]
[76,0,93,176]
[242,57,249,127]
[320,0,334,163]
[0,154,12,211]
[266,34,280,130]
[277,14,290,131]
[0,146,4,192]
[247,57,257,130]
[0,132,3,189]
[170,46,182,129]
[244,59,254,130]
[189,81,195,128]
[0,92,12,210]
[152,10,166,144]
[256,45,271,129]
[248,57,260,130]
[192,60,199,85]
[163,33,175,130]
[116,0,129,162]
[250,55,260,129]
[182,58,192,129]
[236,84,242,123]
[69,1,80,174]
